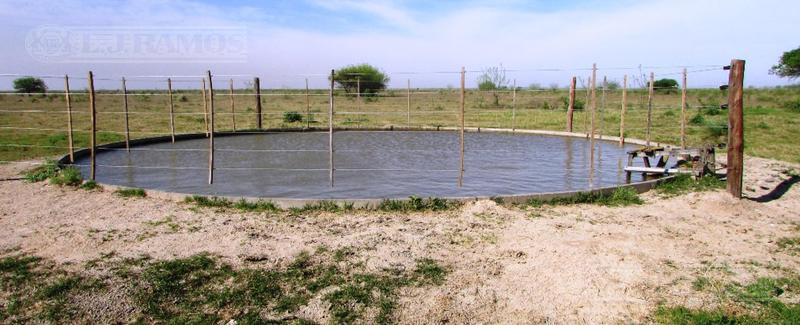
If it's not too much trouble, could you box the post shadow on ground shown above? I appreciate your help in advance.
[747,175,800,203]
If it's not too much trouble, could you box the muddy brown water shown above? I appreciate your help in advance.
[74,131,643,199]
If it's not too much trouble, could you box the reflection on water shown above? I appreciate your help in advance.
[75,131,640,199]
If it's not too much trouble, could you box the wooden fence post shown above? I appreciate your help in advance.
[329,70,335,187]
[407,79,411,127]
[459,66,465,187]
[567,76,576,132]
[64,75,74,162]
[512,79,517,131]
[726,59,745,198]
[599,76,607,140]
[590,63,597,140]
[121,77,130,151]
[681,68,688,148]
[646,72,654,146]
[229,79,236,132]
[167,78,175,143]
[619,74,628,145]
[305,78,310,129]
[88,71,96,181]
[207,71,215,184]
[254,77,262,129]
[202,78,209,137]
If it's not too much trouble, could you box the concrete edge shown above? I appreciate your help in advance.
[58,127,672,209]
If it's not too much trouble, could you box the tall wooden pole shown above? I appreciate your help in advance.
[407,79,411,126]
[202,78,209,137]
[599,76,607,140]
[511,79,517,131]
[254,77,262,129]
[229,79,236,132]
[305,78,310,129]
[619,75,628,146]
[121,77,130,151]
[207,71,215,184]
[459,67,465,188]
[566,76,576,132]
[727,59,745,198]
[88,71,96,181]
[167,78,175,143]
[64,75,74,162]
[583,76,590,137]
[329,70,335,187]
[646,72,655,146]
[589,63,597,140]
[681,68,688,149]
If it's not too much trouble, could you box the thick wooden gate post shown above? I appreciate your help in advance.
[567,76,576,132]
[726,59,745,198]
[207,71,215,184]
[254,77,262,129]
[88,71,97,180]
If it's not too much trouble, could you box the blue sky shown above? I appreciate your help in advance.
[0,0,798,89]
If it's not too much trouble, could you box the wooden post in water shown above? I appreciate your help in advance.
[589,64,597,140]
[566,76,576,132]
[202,78,209,137]
[305,78,310,129]
[511,79,517,131]
[207,71,215,184]
[167,78,175,143]
[646,72,655,146]
[599,76,607,140]
[619,75,628,145]
[459,67,465,188]
[253,77,262,129]
[407,79,411,127]
[229,79,236,132]
[681,68,688,149]
[726,59,745,198]
[64,75,74,162]
[88,71,97,181]
[121,77,130,151]
[329,70,335,187]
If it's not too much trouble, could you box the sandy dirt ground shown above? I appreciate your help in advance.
[1,156,799,323]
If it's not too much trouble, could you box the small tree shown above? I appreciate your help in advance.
[770,46,800,79]
[332,64,389,96]
[477,65,509,90]
[649,78,679,93]
[13,77,47,93]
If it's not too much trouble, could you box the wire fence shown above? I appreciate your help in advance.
[0,64,736,188]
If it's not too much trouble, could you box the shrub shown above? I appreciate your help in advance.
[477,65,508,90]
[561,96,585,110]
[13,77,47,93]
[283,111,303,123]
[116,188,146,198]
[783,99,800,111]
[332,64,389,96]
[24,160,59,182]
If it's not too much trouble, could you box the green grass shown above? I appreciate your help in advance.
[115,188,146,198]
[23,160,59,182]
[377,196,459,212]
[776,237,800,253]
[183,195,279,212]
[655,174,726,197]
[78,180,100,190]
[49,166,82,186]
[526,187,643,207]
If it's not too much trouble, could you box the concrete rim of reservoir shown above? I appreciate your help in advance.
[59,126,676,208]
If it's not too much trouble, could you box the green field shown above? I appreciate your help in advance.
[1,85,798,163]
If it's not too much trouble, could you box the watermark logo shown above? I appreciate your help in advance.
[26,26,248,63]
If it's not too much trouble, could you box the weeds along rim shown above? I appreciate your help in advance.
[57,126,677,208]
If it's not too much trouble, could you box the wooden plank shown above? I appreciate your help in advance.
[88,71,96,181]
[121,77,130,151]
[646,72,654,146]
[619,74,627,146]
[229,79,236,132]
[329,69,335,187]
[566,76,576,132]
[64,75,74,162]
[727,59,745,198]
[167,78,175,143]
[459,66,465,187]
[207,71,215,184]
[681,68,688,148]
